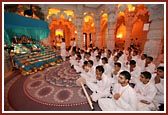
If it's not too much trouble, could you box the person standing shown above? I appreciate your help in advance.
[60,38,66,61]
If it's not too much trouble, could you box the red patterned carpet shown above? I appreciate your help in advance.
[4,61,101,111]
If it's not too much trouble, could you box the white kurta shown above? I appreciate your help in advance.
[111,69,123,85]
[98,83,137,111]
[144,63,156,74]
[86,73,111,102]
[69,55,77,66]
[94,60,102,67]
[80,65,96,82]
[60,42,66,61]
[103,63,112,78]
[153,78,164,107]
[73,60,84,73]
[136,58,146,72]
[134,81,157,111]
[126,66,141,85]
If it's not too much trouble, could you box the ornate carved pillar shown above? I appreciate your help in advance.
[124,9,136,49]
[107,12,116,50]
[143,4,164,60]
[124,23,134,49]
[75,5,83,49]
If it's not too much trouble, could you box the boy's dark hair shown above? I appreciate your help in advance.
[142,54,147,58]
[88,60,94,65]
[120,71,131,81]
[141,71,151,79]
[96,55,101,59]
[130,60,136,65]
[102,57,108,63]
[114,55,119,59]
[147,56,153,61]
[83,61,88,65]
[157,66,164,71]
[96,65,104,73]
[114,62,121,67]
[77,54,81,59]
[62,38,65,42]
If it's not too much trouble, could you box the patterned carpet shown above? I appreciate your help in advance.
[5,61,101,111]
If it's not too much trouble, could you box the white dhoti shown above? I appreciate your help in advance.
[98,98,124,111]
[137,102,156,111]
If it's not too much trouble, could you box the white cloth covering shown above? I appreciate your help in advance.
[134,81,157,111]
[98,83,137,111]
[86,73,111,102]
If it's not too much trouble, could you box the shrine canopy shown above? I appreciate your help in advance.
[4,12,50,45]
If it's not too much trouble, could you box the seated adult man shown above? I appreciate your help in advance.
[98,71,137,111]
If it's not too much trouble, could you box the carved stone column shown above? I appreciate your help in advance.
[143,4,164,60]
[107,10,117,50]
[124,10,135,49]
[124,24,133,49]
[75,5,83,49]
[95,17,101,48]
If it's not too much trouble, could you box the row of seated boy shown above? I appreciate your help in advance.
[67,47,164,111]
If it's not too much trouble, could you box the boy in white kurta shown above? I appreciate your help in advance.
[144,56,156,74]
[126,60,141,85]
[94,55,102,67]
[134,71,157,111]
[80,60,96,82]
[102,57,112,78]
[73,54,84,73]
[111,62,123,85]
[151,66,164,110]
[98,71,137,111]
[86,65,111,102]
[136,54,147,72]
[69,50,77,67]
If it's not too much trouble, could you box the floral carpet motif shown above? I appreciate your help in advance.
[45,61,80,87]
[23,61,88,107]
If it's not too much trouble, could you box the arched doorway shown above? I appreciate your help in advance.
[48,18,77,49]
[47,8,77,49]
[115,4,149,50]
[83,15,95,50]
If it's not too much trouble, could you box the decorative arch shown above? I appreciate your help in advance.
[115,4,149,50]
[48,17,77,48]
[82,15,96,49]
[47,8,77,48]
